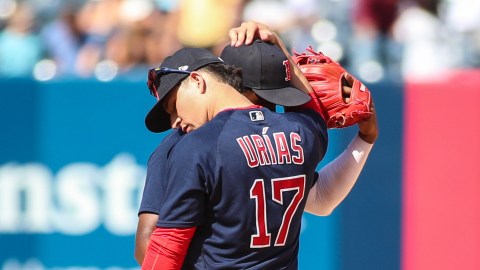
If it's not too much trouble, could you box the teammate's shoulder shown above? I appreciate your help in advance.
[163,128,185,142]
[148,129,185,160]
[155,129,184,150]
[173,127,218,152]
[165,132,217,168]
[284,109,326,128]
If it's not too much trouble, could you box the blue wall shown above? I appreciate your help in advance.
[0,79,402,270]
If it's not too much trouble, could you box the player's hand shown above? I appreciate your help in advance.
[340,77,377,142]
[341,73,354,103]
[342,67,377,142]
[357,101,378,144]
[228,21,279,47]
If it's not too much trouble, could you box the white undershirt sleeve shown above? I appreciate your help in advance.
[304,134,374,216]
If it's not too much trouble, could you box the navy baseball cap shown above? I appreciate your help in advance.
[220,39,310,107]
[145,48,223,133]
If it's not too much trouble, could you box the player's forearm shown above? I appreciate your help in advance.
[357,112,378,144]
[304,134,373,215]
[142,227,196,270]
[135,233,148,265]
[135,213,160,265]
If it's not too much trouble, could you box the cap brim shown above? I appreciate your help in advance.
[145,101,171,133]
[252,87,311,107]
[145,72,189,133]
[144,48,223,133]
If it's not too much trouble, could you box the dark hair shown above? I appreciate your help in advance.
[200,63,244,93]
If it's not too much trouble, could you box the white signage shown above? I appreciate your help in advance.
[0,154,146,236]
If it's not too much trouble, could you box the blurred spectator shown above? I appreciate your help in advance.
[40,2,84,76]
[73,0,180,78]
[175,0,246,55]
[142,1,182,67]
[0,2,43,77]
[243,0,297,33]
[0,0,478,81]
[443,0,480,67]
[243,0,320,52]
[348,0,400,81]
[104,23,151,74]
[241,0,352,66]
[74,0,123,77]
[392,0,458,81]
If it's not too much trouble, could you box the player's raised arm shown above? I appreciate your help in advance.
[228,21,379,215]
[228,21,373,130]
[304,102,378,215]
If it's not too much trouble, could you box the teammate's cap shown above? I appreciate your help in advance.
[220,39,310,107]
[145,48,223,133]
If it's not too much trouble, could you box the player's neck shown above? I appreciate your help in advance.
[208,86,254,120]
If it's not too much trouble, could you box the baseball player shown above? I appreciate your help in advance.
[135,23,378,268]
[141,45,328,270]
[135,40,310,265]
[227,21,378,216]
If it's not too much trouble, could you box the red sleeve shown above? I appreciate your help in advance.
[142,227,196,270]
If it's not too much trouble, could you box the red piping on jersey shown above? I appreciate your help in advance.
[219,105,263,113]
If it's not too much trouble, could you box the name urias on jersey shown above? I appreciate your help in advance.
[236,131,304,168]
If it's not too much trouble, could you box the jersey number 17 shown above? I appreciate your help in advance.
[249,175,306,248]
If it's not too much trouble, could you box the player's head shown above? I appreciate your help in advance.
[145,48,243,133]
[220,39,311,110]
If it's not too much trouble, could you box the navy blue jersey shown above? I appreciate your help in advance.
[139,129,184,215]
[158,107,328,270]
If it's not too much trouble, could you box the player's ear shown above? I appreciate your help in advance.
[188,72,207,94]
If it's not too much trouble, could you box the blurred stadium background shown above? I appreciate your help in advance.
[0,0,479,269]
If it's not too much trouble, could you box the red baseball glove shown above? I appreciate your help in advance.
[292,47,372,128]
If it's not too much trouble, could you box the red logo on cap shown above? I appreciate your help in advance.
[283,60,291,82]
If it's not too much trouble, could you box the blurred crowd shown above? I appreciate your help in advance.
[0,0,478,83]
